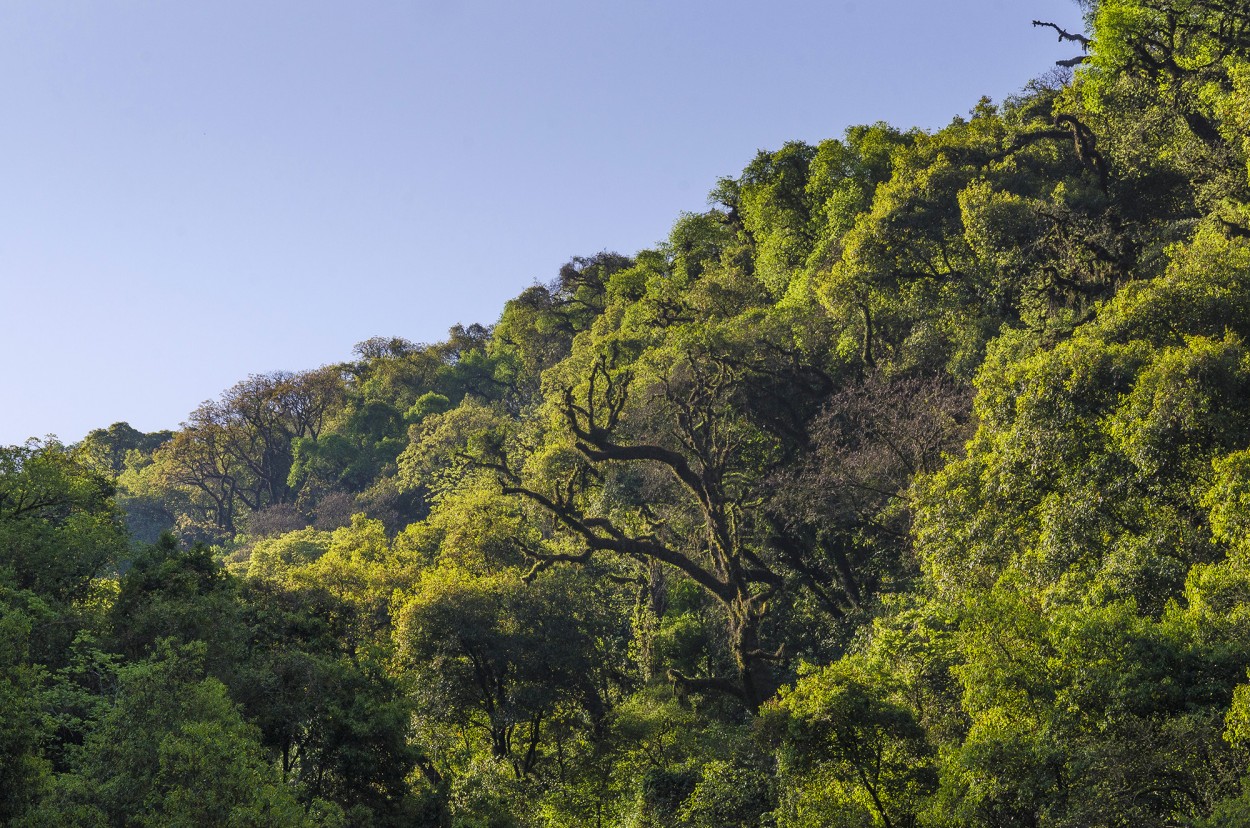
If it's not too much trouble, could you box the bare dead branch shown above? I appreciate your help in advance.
[1033,20,1090,47]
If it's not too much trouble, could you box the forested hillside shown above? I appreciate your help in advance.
[8,2,1250,825]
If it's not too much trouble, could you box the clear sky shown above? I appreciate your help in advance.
[1,0,1083,446]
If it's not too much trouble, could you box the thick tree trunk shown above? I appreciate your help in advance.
[731,599,774,711]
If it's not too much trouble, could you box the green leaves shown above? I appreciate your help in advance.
[918,232,1250,609]
[0,441,127,606]
[395,564,626,759]
[769,658,935,828]
[33,642,314,827]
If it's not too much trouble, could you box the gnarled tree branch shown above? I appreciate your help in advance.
[1033,20,1091,47]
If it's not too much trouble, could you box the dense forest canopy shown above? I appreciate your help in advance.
[8,2,1250,824]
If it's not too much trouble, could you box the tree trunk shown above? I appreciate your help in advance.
[731,599,773,711]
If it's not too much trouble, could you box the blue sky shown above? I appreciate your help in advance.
[1,0,1083,445]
